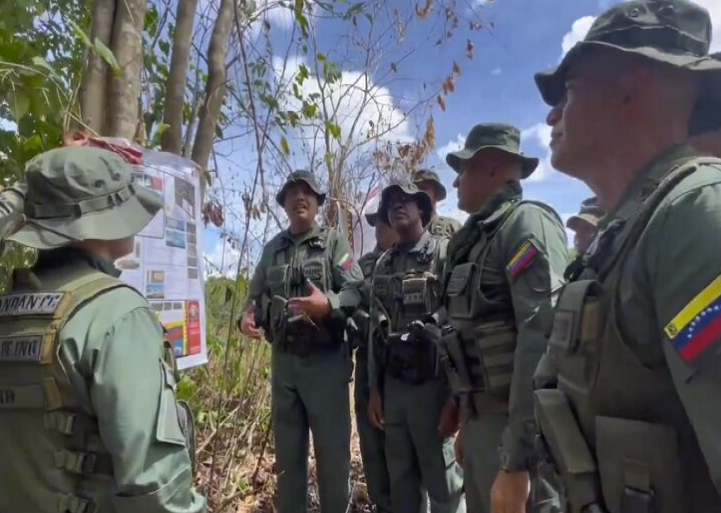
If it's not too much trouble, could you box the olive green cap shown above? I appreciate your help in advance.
[9,146,164,250]
[411,168,447,201]
[566,196,605,230]
[446,123,539,178]
[535,0,721,136]
[275,170,326,206]
[378,182,432,227]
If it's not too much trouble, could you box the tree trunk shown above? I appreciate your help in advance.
[106,0,148,139]
[80,0,116,134]
[191,0,235,169]
[161,0,199,154]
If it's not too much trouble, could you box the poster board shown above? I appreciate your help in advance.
[87,138,209,370]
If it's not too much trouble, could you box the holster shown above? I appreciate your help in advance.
[385,331,438,384]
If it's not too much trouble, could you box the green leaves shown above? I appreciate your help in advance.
[94,38,122,76]
[5,89,29,121]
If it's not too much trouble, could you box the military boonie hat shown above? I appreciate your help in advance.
[9,146,163,250]
[535,0,721,136]
[378,181,432,227]
[446,123,539,179]
[275,170,326,206]
[412,169,447,201]
[566,196,605,230]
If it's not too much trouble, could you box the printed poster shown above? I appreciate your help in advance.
[98,139,209,370]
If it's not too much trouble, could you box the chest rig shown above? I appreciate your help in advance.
[439,200,530,417]
[537,158,721,513]
[0,270,129,513]
[372,235,444,384]
[264,228,339,356]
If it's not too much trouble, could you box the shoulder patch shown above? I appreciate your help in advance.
[338,252,355,272]
[0,293,64,317]
[665,273,721,367]
[505,240,540,279]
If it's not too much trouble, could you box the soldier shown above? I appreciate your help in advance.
[412,169,462,238]
[533,1,721,512]
[365,182,465,513]
[565,197,603,256]
[436,123,567,513]
[0,181,26,250]
[349,210,398,513]
[239,170,363,513]
[0,147,205,513]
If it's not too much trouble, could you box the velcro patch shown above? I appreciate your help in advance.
[506,240,540,279]
[665,274,721,367]
[0,293,64,317]
[0,335,45,363]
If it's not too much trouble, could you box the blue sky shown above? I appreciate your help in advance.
[203,0,721,275]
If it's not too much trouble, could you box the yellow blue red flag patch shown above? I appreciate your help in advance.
[506,240,540,278]
[338,253,354,272]
[665,273,721,365]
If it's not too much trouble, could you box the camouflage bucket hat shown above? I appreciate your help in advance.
[378,182,432,227]
[446,123,539,179]
[535,0,721,135]
[566,196,605,230]
[412,169,447,201]
[9,146,164,250]
[275,170,326,206]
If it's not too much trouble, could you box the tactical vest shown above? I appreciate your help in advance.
[0,271,133,513]
[441,200,548,416]
[542,158,721,513]
[372,234,445,384]
[263,227,340,356]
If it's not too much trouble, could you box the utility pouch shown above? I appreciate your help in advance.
[595,416,685,513]
[534,389,602,513]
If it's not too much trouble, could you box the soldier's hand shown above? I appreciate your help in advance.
[368,387,385,430]
[454,425,465,468]
[239,309,263,339]
[438,398,459,437]
[490,470,530,513]
[288,279,331,319]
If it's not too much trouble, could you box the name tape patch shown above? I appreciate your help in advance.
[0,335,45,363]
[0,293,64,317]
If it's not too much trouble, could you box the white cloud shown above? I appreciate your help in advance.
[435,134,465,161]
[203,237,240,278]
[271,56,413,158]
[521,123,555,183]
[561,16,596,56]
[491,67,502,76]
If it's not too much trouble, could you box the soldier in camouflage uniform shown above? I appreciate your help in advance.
[240,170,363,513]
[412,169,462,238]
[533,2,721,512]
[350,210,398,513]
[565,197,604,256]
[365,182,465,513]
[0,147,205,513]
[437,123,567,513]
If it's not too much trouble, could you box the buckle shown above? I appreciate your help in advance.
[80,452,98,474]
[622,486,654,513]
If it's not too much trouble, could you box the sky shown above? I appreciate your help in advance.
[202,0,721,276]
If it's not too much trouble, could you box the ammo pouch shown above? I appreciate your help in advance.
[594,416,685,513]
[385,331,438,384]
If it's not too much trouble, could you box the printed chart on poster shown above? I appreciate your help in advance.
[112,147,208,370]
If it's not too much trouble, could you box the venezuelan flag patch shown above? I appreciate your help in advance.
[665,273,721,366]
[506,240,540,279]
[338,253,354,272]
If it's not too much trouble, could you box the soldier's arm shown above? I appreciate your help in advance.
[243,246,270,312]
[0,181,27,250]
[327,230,363,311]
[648,178,721,492]
[85,303,206,513]
[498,205,568,470]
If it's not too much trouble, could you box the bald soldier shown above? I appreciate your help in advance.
[411,169,462,238]
[434,123,567,513]
[533,1,721,512]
